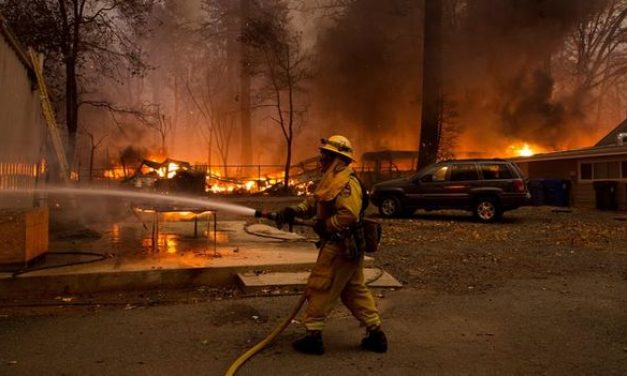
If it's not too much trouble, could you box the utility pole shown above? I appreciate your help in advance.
[417,0,443,169]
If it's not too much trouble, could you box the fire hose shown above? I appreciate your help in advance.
[226,210,384,375]
[225,210,309,376]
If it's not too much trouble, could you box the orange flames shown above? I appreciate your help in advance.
[506,142,548,157]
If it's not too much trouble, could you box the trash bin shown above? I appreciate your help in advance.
[544,179,571,207]
[593,181,618,210]
[528,179,545,206]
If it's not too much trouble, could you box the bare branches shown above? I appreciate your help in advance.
[241,0,310,187]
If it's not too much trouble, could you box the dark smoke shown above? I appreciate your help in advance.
[444,0,609,152]
[312,0,611,157]
[312,0,422,158]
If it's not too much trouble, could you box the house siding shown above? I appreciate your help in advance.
[516,156,627,210]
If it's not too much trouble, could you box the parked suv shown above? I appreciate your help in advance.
[370,159,529,222]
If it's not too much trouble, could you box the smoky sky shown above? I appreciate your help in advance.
[312,0,422,157]
[445,0,609,151]
[312,0,612,156]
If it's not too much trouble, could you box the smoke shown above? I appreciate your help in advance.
[311,0,422,158]
[311,0,614,158]
[444,0,610,153]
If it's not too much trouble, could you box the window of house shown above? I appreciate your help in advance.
[622,161,627,178]
[580,163,592,180]
[450,164,479,181]
[593,162,620,179]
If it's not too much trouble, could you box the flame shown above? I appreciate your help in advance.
[104,166,127,179]
[142,234,178,254]
[507,142,546,157]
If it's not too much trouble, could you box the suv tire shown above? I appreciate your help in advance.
[473,197,502,223]
[378,195,403,218]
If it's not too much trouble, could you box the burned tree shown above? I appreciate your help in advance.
[185,71,237,176]
[417,0,443,169]
[556,0,627,127]
[241,1,310,188]
[0,0,153,168]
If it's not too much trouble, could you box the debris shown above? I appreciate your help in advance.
[201,340,209,346]
[551,209,572,213]
[6,361,17,365]
[124,304,136,310]
[55,296,75,303]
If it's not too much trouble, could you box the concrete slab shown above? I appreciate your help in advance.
[237,268,402,293]
[0,219,377,298]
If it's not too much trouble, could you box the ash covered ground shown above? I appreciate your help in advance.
[1,202,626,375]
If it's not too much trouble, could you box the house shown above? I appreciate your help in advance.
[513,116,627,210]
[0,15,47,207]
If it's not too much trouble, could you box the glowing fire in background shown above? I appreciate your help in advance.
[507,142,547,157]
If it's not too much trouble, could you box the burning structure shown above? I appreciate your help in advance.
[122,158,205,196]
[513,114,627,210]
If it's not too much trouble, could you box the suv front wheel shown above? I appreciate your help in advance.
[473,197,502,223]
[378,195,403,218]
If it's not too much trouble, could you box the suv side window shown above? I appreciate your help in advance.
[479,163,513,180]
[450,164,479,181]
[420,165,449,183]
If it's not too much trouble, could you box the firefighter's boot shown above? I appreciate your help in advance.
[292,330,324,355]
[361,326,387,353]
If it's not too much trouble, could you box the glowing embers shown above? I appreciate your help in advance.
[104,166,128,179]
[141,233,179,254]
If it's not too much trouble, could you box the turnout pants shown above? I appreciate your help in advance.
[303,241,381,331]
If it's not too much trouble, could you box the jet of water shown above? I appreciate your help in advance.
[0,186,257,216]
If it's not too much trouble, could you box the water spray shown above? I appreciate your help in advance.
[1,186,310,375]
[0,186,258,217]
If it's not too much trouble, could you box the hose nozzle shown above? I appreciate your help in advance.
[254,210,277,220]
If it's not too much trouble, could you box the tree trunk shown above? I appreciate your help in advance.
[284,137,291,190]
[417,0,443,169]
[66,60,79,169]
[89,145,95,183]
[239,0,253,167]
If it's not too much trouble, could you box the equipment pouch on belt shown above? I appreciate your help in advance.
[362,218,382,253]
[351,173,382,254]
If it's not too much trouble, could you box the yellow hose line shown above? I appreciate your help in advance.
[225,293,307,376]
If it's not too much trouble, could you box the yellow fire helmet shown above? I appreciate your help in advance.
[319,135,355,161]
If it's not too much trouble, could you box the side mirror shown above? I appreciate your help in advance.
[419,175,433,183]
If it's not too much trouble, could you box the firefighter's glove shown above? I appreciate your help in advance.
[313,218,329,238]
[275,207,297,229]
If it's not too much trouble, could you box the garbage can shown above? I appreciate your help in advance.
[593,181,618,210]
[544,179,571,207]
[528,179,545,206]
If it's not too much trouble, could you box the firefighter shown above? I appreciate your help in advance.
[277,135,387,355]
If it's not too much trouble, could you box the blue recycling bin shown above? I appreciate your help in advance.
[543,179,571,207]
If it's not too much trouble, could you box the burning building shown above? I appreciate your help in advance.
[513,115,627,210]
